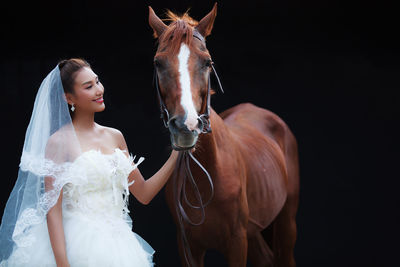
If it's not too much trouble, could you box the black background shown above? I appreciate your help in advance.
[0,0,399,266]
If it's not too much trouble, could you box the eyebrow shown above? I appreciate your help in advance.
[81,76,98,85]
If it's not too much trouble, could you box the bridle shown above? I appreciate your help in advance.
[153,30,224,134]
[152,30,224,267]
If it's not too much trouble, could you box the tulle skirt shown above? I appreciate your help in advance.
[0,210,155,267]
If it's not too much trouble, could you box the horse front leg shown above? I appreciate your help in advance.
[223,228,248,267]
[176,231,206,267]
[248,231,274,267]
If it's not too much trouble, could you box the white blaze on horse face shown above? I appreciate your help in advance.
[177,43,198,131]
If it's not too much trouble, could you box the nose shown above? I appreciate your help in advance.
[96,84,104,95]
[168,116,198,134]
[169,116,186,132]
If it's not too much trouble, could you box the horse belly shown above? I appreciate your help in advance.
[246,160,287,232]
[221,103,290,231]
[245,135,288,230]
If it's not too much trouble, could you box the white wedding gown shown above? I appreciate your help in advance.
[1,148,154,267]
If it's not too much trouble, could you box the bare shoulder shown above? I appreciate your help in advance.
[47,124,73,149]
[45,125,75,159]
[46,131,61,150]
[100,126,123,139]
[96,124,126,148]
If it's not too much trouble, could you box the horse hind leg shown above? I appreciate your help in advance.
[267,119,299,267]
[247,231,274,267]
[268,155,299,266]
[268,198,298,267]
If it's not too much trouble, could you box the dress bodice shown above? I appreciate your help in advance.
[1,149,154,267]
[62,148,143,221]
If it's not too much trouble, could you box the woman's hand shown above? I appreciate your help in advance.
[57,261,70,267]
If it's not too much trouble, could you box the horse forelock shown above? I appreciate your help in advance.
[159,10,199,55]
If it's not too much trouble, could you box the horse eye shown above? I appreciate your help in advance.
[205,59,212,68]
[154,59,161,68]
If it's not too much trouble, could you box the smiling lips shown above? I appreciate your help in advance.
[93,97,104,103]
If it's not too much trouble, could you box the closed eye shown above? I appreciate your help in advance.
[85,79,100,89]
[154,59,164,69]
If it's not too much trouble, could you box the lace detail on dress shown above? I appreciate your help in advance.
[15,151,83,248]
[14,148,144,250]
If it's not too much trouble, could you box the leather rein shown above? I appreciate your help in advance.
[153,30,224,267]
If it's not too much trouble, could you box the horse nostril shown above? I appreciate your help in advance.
[168,116,185,130]
[168,117,177,129]
[168,116,193,133]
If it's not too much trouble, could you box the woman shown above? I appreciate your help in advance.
[0,58,179,267]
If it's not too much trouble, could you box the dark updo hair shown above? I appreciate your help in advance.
[58,58,91,94]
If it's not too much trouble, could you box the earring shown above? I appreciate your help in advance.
[71,103,75,112]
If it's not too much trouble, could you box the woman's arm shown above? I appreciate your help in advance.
[46,187,70,267]
[128,149,179,205]
[44,135,70,267]
[115,129,179,205]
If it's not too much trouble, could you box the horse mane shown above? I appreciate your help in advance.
[158,9,199,54]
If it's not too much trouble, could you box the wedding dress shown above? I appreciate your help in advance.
[1,148,154,267]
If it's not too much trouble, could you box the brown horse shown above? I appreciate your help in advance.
[148,4,299,267]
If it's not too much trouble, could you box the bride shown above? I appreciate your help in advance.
[0,58,179,267]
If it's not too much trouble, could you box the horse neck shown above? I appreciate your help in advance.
[195,107,228,159]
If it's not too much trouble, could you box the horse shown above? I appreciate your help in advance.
[148,3,299,267]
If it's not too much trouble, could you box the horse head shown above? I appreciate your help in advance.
[149,3,218,151]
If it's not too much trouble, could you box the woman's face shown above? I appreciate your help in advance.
[67,67,105,113]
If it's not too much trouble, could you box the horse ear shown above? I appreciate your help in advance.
[148,6,168,38]
[195,3,218,38]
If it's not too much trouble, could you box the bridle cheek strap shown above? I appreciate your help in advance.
[153,30,224,133]
[153,63,223,133]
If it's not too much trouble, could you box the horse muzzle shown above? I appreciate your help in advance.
[168,116,199,151]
